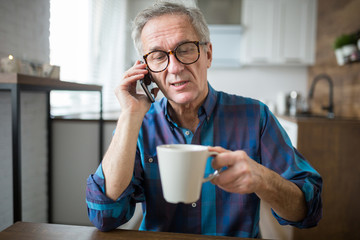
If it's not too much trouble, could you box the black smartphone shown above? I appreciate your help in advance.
[140,73,155,103]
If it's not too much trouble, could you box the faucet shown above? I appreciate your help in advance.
[308,73,335,118]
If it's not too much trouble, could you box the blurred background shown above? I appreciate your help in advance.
[0,0,359,239]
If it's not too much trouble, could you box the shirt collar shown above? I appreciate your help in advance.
[164,82,218,123]
[201,83,218,120]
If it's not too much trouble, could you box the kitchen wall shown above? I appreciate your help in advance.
[51,120,108,225]
[0,92,12,230]
[0,0,50,231]
[0,0,50,62]
[308,0,360,119]
[208,66,307,107]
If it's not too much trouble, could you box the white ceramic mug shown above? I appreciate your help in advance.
[156,144,219,204]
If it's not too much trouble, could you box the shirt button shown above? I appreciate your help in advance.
[148,158,153,163]
[191,203,197,208]
[185,131,190,136]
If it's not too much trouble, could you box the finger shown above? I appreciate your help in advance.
[211,165,239,186]
[211,151,235,170]
[116,75,143,96]
[215,182,248,194]
[122,69,148,87]
[125,61,148,76]
[212,172,238,189]
[211,168,248,194]
[123,66,148,79]
[215,178,254,194]
[133,60,147,68]
[208,146,229,169]
[208,146,229,154]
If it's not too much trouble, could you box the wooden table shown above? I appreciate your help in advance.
[0,222,254,240]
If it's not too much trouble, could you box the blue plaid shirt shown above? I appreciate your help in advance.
[86,84,322,238]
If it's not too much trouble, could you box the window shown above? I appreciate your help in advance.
[49,0,127,117]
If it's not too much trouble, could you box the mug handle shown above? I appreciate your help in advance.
[203,151,223,182]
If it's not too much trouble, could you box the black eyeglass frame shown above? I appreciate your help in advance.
[143,41,208,73]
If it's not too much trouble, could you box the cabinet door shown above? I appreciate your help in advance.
[241,0,317,65]
[241,0,276,64]
[278,0,317,64]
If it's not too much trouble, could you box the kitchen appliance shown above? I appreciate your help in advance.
[289,91,300,116]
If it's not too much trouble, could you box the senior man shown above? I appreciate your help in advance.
[86,2,322,238]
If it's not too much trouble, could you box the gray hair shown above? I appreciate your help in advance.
[131,1,210,56]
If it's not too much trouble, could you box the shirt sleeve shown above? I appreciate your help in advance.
[86,150,145,231]
[259,103,323,228]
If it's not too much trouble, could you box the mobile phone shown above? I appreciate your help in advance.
[140,73,155,103]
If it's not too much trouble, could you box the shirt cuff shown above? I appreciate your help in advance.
[86,164,137,231]
[272,180,322,228]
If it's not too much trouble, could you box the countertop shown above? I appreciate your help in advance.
[0,73,101,91]
[276,113,360,124]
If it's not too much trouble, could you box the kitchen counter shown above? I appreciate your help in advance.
[0,73,101,91]
[0,73,103,224]
[276,113,360,123]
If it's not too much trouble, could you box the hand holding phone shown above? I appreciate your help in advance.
[140,72,155,103]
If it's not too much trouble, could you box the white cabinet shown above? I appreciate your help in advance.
[241,0,317,65]
[198,0,242,67]
[279,0,317,64]
[241,0,276,64]
[209,25,242,67]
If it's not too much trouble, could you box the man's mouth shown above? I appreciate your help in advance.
[171,81,189,87]
[173,82,186,87]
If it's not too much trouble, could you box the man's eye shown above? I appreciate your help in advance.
[178,49,190,54]
[177,45,196,55]
[150,52,166,61]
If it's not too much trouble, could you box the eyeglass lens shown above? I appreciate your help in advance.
[145,42,200,72]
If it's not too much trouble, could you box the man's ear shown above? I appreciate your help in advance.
[206,42,213,69]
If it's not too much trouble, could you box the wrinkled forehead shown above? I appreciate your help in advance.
[141,14,198,52]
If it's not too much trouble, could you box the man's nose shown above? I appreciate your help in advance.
[167,53,184,74]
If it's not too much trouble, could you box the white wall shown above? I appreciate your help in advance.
[51,120,143,229]
[0,0,50,231]
[21,93,48,223]
[0,93,13,231]
[0,92,48,231]
[51,120,103,225]
[0,0,50,62]
[208,66,307,107]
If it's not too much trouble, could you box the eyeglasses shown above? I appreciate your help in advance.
[143,41,207,73]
